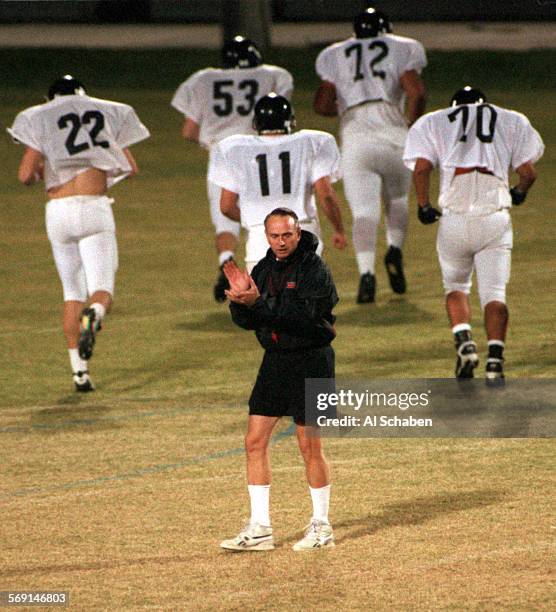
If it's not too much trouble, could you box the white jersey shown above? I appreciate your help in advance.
[8,95,149,191]
[316,33,426,117]
[403,103,545,205]
[208,129,340,229]
[171,64,293,148]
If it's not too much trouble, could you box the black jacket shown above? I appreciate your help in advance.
[229,231,339,352]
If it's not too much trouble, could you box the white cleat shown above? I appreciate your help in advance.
[292,520,335,552]
[220,522,274,552]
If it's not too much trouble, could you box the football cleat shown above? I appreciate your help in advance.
[78,307,101,360]
[293,520,335,552]
[384,246,407,294]
[455,340,479,379]
[220,522,274,552]
[485,357,505,386]
[73,370,95,392]
[356,273,376,304]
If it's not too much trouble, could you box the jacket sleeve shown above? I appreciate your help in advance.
[231,260,338,341]
[229,301,260,330]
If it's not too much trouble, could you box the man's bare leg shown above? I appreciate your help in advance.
[245,415,280,485]
[292,423,334,550]
[446,291,478,378]
[484,300,508,381]
[78,290,112,361]
[63,300,93,391]
[244,415,280,527]
[219,415,278,551]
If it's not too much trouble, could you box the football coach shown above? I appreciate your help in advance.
[220,207,339,552]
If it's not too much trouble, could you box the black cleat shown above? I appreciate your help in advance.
[73,370,95,392]
[78,307,100,360]
[455,340,479,379]
[485,358,505,386]
[356,273,376,304]
[384,246,406,294]
[214,258,234,303]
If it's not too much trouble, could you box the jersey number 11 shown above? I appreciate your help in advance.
[256,152,291,197]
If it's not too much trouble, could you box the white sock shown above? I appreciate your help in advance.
[452,323,471,335]
[68,348,88,374]
[89,302,106,324]
[488,340,505,348]
[248,484,270,526]
[310,485,331,524]
[218,250,234,266]
[356,251,375,275]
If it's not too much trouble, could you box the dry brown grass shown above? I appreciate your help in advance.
[1,403,554,610]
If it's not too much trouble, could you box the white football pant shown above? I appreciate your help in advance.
[437,210,512,308]
[46,195,118,302]
[207,179,241,237]
[341,120,410,274]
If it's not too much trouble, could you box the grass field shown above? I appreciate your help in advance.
[0,48,555,610]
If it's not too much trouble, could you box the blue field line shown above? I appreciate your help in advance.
[0,422,296,500]
[0,405,200,434]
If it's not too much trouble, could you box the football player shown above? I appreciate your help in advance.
[8,75,150,391]
[314,7,427,303]
[208,94,347,272]
[403,86,544,381]
[171,36,293,300]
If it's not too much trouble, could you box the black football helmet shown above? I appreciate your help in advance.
[222,36,262,69]
[354,7,391,39]
[48,75,86,100]
[253,93,295,134]
[451,86,487,107]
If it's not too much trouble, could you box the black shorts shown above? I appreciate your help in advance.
[249,346,335,425]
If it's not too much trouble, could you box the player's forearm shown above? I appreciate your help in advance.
[400,71,426,127]
[313,83,338,117]
[181,118,200,143]
[18,147,43,185]
[320,195,345,234]
[220,189,241,221]
[515,162,537,194]
[222,203,240,221]
[406,93,426,127]
[413,169,432,206]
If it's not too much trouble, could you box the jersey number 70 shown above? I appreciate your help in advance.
[448,104,498,143]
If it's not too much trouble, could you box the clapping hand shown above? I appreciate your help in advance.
[223,260,260,306]
[223,259,250,293]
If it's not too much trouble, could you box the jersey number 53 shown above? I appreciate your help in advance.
[213,80,259,117]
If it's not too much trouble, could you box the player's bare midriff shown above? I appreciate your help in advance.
[48,167,107,199]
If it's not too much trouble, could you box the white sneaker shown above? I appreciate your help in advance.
[220,522,274,552]
[292,520,335,551]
